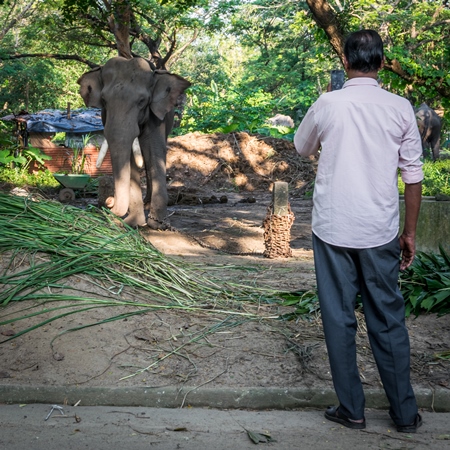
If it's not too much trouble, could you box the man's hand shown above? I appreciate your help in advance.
[399,233,416,271]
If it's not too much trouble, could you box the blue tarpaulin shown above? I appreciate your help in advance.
[2,108,104,133]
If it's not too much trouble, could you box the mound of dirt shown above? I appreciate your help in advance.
[166,132,316,198]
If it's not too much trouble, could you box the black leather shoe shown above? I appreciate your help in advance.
[324,406,366,429]
[397,413,422,433]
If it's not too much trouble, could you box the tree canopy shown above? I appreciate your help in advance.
[0,0,448,131]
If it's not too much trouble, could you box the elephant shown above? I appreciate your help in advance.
[266,114,294,128]
[77,56,191,229]
[415,103,442,161]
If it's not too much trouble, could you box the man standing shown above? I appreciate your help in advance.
[294,30,423,432]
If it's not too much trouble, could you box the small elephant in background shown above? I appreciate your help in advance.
[266,114,294,128]
[414,103,442,161]
[77,56,191,229]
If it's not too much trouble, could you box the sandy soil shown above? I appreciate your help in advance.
[0,132,449,392]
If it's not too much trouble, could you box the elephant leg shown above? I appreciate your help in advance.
[143,169,152,211]
[124,152,146,227]
[431,138,440,161]
[140,123,169,230]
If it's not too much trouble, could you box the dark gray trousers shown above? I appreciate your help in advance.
[312,233,418,425]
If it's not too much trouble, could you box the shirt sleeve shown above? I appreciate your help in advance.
[399,106,424,185]
[294,105,321,157]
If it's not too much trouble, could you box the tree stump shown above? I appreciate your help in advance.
[98,176,114,208]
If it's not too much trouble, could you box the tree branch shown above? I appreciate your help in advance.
[1,53,100,69]
[384,59,450,98]
[0,0,38,41]
[167,29,199,69]
[305,0,345,63]
[305,0,450,99]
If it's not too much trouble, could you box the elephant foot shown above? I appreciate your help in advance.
[124,212,147,228]
[147,216,170,230]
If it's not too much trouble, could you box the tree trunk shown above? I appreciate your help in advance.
[305,0,345,63]
[109,0,132,59]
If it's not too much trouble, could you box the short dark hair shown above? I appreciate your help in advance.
[344,30,384,73]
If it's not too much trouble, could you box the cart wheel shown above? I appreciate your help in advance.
[59,188,75,203]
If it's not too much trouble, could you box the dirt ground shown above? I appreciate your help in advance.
[0,132,449,394]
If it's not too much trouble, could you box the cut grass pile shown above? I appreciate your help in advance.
[0,192,285,347]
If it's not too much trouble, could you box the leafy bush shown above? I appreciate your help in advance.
[279,247,450,319]
[398,158,450,196]
[0,167,59,189]
[0,121,57,189]
[0,121,52,173]
[400,246,450,317]
[179,83,276,135]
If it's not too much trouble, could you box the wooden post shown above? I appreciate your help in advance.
[272,181,289,215]
[67,102,71,119]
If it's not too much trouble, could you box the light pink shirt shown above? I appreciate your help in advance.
[294,77,423,248]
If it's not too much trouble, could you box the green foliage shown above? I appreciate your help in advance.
[277,290,320,320]
[277,247,450,320]
[174,1,333,136]
[398,159,450,196]
[400,246,450,317]
[0,167,59,189]
[256,125,295,141]
[335,0,450,107]
[64,134,92,174]
[0,58,87,115]
[179,84,276,134]
[228,0,331,119]
[0,122,52,172]
[421,159,450,197]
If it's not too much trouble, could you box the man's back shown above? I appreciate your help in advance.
[295,78,423,248]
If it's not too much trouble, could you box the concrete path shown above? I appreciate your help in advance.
[1,404,449,449]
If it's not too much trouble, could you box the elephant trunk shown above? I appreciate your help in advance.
[103,128,138,219]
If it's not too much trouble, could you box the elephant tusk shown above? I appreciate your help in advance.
[96,140,109,168]
[132,138,144,168]
[96,138,143,169]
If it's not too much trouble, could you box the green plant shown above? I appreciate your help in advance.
[81,132,93,148]
[256,124,295,141]
[0,167,59,189]
[276,247,450,321]
[0,122,52,172]
[65,134,92,174]
[400,246,450,317]
[277,290,320,320]
[52,132,66,145]
[398,159,450,196]
[179,85,276,135]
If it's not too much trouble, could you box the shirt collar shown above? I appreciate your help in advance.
[343,78,380,88]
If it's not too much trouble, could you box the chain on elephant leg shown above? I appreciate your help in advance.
[147,211,174,230]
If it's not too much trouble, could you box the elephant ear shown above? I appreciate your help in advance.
[150,71,191,121]
[77,67,102,108]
